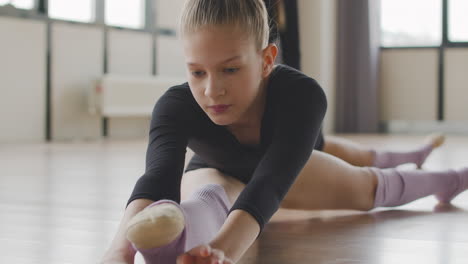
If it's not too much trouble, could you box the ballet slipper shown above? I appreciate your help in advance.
[417,133,445,168]
[126,201,185,249]
[425,133,445,148]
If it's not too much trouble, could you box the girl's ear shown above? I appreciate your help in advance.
[262,43,278,77]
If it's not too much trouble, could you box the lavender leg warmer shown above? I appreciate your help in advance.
[132,183,232,264]
[372,167,468,208]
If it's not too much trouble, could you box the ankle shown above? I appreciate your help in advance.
[364,167,379,211]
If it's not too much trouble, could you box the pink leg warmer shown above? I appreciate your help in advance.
[372,167,468,208]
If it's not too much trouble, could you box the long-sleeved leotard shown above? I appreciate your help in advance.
[127,64,327,236]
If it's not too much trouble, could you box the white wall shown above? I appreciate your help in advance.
[104,0,188,139]
[379,49,439,121]
[51,22,103,141]
[107,29,154,139]
[379,48,468,133]
[445,48,468,121]
[0,17,46,143]
[298,0,337,134]
[154,0,185,30]
[155,0,186,77]
[156,35,186,77]
[108,29,153,75]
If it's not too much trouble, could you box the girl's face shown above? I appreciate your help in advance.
[183,25,276,127]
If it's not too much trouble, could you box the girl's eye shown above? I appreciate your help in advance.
[191,71,205,77]
[224,68,239,74]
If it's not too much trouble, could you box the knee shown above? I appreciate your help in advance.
[181,169,244,206]
[188,183,233,212]
[191,183,227,198]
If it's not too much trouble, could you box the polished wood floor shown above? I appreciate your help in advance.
[1,134,467,264]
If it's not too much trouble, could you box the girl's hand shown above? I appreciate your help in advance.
[176,244,234,264]
[100,256,132,264]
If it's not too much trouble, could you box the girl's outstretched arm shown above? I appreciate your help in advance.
[209,209,261,262]
[176,209,259,263]
[101,198,154,264]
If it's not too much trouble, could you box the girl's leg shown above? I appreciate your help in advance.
[322,134,445,168]
[280,150,378,211]
[321,135,375,168]
[126,168,245,264]
[280,150,468,211]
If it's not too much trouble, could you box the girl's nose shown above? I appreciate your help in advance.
[204,77,226,98]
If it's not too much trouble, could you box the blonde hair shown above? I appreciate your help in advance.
[179,0,270,50]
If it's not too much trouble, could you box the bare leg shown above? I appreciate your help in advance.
[322,135,375,167]
[322,134,445,168]
[281,150,377,211]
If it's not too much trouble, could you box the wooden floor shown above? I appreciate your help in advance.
[1,134,467,264]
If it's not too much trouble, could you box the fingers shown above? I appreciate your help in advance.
[176,244,210,264]
[176,253,196,264]
[194,244,211,257]
[176,244,235,264]
[211,248,224,264]
[210,248,235,264]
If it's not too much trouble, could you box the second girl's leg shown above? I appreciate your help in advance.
[322,134,445,168]
[321,135,375,167]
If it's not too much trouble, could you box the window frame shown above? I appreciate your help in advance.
[380,0,444,48]
[445,0,468,46]
[47,0,97,24]
[381,0,468,121]
[0,0,36,10]
[104,0,147,30]
[0,0,174,35]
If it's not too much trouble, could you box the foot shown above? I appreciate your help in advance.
[425,133,445,149]
[416,133,446,168]
[126,200,185,250]
[435,167,468,204]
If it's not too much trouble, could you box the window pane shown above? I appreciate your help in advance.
[449,0,468,42]
[0,0,34,9]
[49,0,95,23]
[105,0,145,29]
[381,0,442,47]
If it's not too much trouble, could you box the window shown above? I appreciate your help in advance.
[0,0,34,9]
[105,0,145,29]
[380,0,442,47]
[48,0,95,23]
[448,0,468,42]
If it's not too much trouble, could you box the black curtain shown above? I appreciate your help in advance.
[264,0,301,70]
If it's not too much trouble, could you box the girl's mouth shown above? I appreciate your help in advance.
[209,104,231,114]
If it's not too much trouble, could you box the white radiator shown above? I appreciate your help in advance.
[89,74,186,117]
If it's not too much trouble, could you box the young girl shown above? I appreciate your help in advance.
[101,0,467,263]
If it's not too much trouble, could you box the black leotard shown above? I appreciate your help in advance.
[127,64,327,236]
